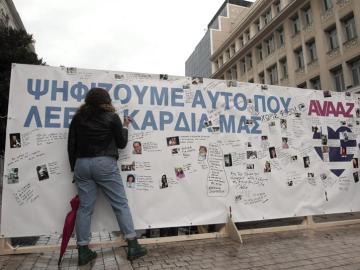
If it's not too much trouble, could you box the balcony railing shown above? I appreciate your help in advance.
[291,34,301,47]
[280,75,289,83]
[336,0,352,8]
[307,59,319,71]
[321,8,335,23]
[326,47,340,58]
[304,23,314,33]
[277,43,285,49]
[295,68,305,81]
[343,36,358,50]
[295,67,305,74]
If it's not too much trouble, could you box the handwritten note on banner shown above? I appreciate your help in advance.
[1,64,360,237]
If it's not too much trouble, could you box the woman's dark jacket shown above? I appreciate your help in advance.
[67,111,128,171]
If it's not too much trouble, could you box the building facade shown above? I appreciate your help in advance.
[185,0,253,78]
[188,0,360,93]
[0,0,25,30]
[185,31,213,78]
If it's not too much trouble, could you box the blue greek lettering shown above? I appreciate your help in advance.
[89,83,112,91]
[24,106,42,127]
[175,112,190,132]
[191,113,196,131]
[159,111,173,130]
[27,79,49,100]
[113,84,131,104]
[133,85,149,104]
[250,116,262,134]
[221,92,232,110]
[171,88,184,107]
[198,113,209,132]
[280,97,291,112]
[70,82,88,102]
[150,86,169,106]
[234,93,247,111]
[267,96,280,113]
[192,90,206,108]
[123,109,139,129]
[207,91,220,109]
[141,111,157,130]
[97,83,113,91]
[254,95,266,112]
[237,116,250,133]
[44,107,61,128]
[219,115,235,133]
[51,80,69,101]
[64,107,78,128]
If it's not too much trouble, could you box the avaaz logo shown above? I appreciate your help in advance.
[313,126,356,177]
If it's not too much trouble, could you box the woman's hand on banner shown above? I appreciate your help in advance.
[123,116,132,128]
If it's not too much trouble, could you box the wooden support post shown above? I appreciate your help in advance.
[0,238,6,251]
[226,216,243,244]
[303,215,316,229]
[218,224,227,234]
[0,237,14,255]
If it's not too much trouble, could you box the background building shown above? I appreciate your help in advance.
[186,0,360,93]
[0,0,25,30]
[185,0,253,78]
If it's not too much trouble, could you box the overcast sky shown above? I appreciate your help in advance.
[12,0,255,76]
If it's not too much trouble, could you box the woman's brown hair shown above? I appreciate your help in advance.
[76,88,115,118]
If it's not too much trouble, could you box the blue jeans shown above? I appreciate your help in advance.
[74,156,137,245]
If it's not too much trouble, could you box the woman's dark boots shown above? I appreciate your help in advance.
[127,238,147,260]
[77,245,97,266]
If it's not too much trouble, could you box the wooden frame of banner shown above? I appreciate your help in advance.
[1,215,360,255]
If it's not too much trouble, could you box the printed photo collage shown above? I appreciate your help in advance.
[7,133,51,185]
[123,134,211,190]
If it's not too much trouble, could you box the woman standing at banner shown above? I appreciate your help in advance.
[68,88,147,266]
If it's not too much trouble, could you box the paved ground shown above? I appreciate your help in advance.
[1,223,360,270]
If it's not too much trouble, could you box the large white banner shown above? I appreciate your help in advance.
[1,64,360,237]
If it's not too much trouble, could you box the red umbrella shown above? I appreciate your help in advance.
[58,195,80,265]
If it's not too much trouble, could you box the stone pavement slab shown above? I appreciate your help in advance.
[1,224,360,269]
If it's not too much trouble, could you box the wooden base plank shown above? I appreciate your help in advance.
[2,215,360,255]
[0,232,228,255]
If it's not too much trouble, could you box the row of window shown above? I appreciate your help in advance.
[295,66,345,91]
[217,0,282,68]
[293,12,356,70]
[325,15,356,51]
[226,56,360,92]
[289,0,344,34]
[237,11,356,76]
[277,58,360,91]
[215,0,355,71]
[330,60,360,91]
[236,27,285,74]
